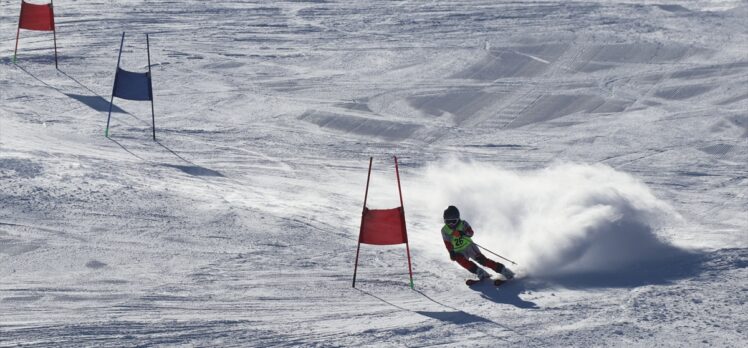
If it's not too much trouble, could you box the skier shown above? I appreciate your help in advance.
[441,205,515,282]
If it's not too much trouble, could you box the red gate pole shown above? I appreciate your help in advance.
[394,156,414,289]
[13,0,23,64]
[50,0,57,69]
[352,157,373,288]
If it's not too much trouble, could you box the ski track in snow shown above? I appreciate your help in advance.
[1,0,747,346]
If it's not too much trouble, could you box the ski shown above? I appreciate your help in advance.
[465,278,481,286]
[466,278,506,286]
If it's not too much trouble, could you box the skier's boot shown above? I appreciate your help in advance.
[499,266,515,280]
[475,267,490,280]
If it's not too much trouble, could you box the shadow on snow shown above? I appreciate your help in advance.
[465,281,539,309]
[106,138,224,178]
[529,247,746,289]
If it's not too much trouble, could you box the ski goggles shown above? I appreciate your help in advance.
[444,218,459,226]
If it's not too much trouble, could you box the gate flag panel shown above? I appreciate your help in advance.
[359,207,407,245]
[113,69,152,101]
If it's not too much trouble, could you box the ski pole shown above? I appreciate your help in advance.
[475,243,518,265]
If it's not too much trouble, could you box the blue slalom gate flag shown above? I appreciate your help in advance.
[106,32,157,140]
[113,68,152,101]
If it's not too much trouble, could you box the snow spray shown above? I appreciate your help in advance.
[405,159,682,277]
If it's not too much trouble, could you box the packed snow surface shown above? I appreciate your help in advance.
[1,0,746,346]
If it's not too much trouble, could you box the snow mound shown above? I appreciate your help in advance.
[409,160,689,281]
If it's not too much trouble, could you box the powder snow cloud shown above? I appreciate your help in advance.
[404,159,683,277]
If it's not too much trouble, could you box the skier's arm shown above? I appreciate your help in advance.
[444,241,456,260]
[463,221,474,237]
[442,231,456,260]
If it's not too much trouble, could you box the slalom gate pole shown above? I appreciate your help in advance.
[106,32,125,138]
[146,33,155,140]
[394,156,414,289]
[51,0,57,69]
[352,157,373,288]
[475,243,517,265]
[13,1,22,64]
[14,26,20,64]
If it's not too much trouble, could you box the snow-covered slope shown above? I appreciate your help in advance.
[1,0,746,346]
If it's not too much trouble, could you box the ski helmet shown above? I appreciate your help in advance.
[443,205,460,222]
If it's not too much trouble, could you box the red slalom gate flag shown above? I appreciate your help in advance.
[19,0,55,31]
[359,207,407,245]
[14,0,58,67]
[352,156,414,289]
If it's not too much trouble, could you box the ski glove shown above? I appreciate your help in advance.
[449,250,457,261]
